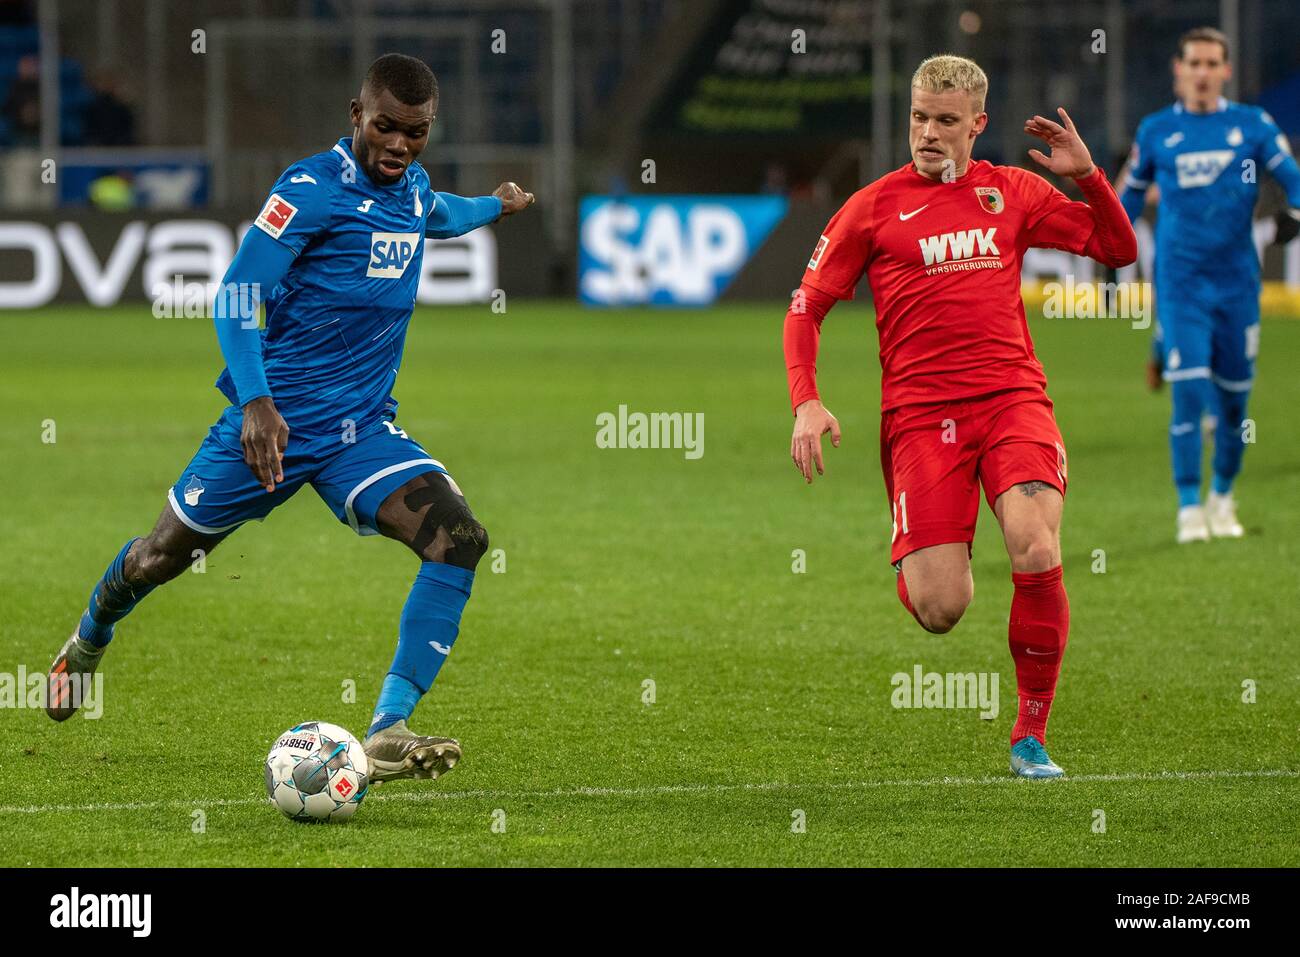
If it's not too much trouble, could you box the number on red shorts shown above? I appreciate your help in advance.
[891,490,909,543]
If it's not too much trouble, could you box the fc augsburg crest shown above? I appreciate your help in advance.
[975,186,1004,214]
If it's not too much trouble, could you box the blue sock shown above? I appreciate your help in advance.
[367,562,475,738]
[1211,384,1248,497]
[369,674,423,737]
[77,538,156,648]
[1170,378,1213,510]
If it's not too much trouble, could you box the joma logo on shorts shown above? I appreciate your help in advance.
[367,232,420,278]
[917,227,999,265]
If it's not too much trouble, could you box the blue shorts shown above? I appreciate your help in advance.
[1158,282,1259,393]
[167,407,455,537]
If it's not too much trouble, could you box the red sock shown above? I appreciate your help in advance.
[896,571,922,626]
[1008,565,1070,746]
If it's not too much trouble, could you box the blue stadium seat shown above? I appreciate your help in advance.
[0,25,38,56]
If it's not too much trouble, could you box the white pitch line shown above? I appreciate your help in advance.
[3,768,1296,817]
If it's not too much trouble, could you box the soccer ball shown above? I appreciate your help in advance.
[264,721,369,823]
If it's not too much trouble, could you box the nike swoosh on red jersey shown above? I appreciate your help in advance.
[898,204,929,221]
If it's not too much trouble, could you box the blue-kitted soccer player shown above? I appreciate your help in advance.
[1121,27,1300,543]
[46,54,535,785]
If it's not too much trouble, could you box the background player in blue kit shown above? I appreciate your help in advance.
[45,54,535,784]
[1121,27,1300,544]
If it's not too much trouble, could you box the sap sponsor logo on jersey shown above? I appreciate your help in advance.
[1174,149,1235,189]
[579,195,787,305]
[917,227,1001,272]
[367,232,421,279]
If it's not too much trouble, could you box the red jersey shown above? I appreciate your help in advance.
[792,161,1135,411]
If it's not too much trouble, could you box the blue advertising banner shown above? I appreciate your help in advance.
[579,194,788,305]
[59,159,210,209]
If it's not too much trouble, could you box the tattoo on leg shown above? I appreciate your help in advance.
[1017,481,1051,498]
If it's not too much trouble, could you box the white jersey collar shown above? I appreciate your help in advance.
[1174,96,1228,115]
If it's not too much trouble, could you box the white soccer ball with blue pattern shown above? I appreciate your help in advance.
[265,721,369,822]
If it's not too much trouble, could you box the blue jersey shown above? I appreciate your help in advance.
[1122,99,1300,291]
[214,137,501,437]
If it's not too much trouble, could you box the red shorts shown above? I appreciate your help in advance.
[880,388,1067,565]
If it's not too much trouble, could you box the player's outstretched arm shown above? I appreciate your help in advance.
[425,184,533,239]
[1022,107,1137,268]
[784,282,842,484]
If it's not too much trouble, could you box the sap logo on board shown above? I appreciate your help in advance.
[579,195,787,305]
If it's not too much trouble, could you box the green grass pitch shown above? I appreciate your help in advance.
[1,302,1296,866]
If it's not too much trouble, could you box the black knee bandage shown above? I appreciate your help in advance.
[403,474,489,570]
[440,506,489,570]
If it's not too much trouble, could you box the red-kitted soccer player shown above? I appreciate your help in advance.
[784,55,1137,778]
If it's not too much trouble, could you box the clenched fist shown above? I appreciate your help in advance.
[494,182,535,217]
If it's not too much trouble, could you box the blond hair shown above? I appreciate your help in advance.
[1178,26,1230,62]
[912,54,988,112]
